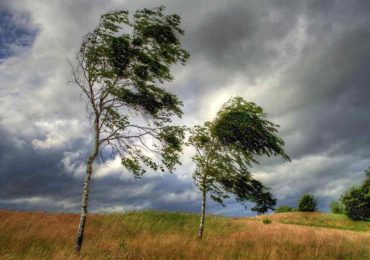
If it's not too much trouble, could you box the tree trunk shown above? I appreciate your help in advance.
[74,119,99,253]
[197,187,206,240]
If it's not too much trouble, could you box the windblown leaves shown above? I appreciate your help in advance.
[74,6,189,176]
[213,97,290,161]
[189,97,290,214]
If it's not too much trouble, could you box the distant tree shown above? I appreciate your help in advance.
[329,200,345,214]
[341,167,370,220]
[188,97,290,239]
[298,194,317,212]
[275,205,294,213]
[70,6,189,252]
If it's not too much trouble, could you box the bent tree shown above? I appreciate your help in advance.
[70,6,189,252]
[188,97,290,239]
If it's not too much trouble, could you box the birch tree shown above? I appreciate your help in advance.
[188,97,290,239]
[70,6,189,253]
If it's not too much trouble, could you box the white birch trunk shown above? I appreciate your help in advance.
[197,187,206,239]
[74,118,99,253]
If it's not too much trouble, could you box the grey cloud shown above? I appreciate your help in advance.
[1,0,370,216]
[0,126,200,213]
[271,24,370,160]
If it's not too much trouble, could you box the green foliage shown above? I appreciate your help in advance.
[72,6,189,176]
[340,167,370,220]
[341,187,370,220]
[188,97,289,214]
[298,194,317,212]
[251,190,277,215]
[188,124,276,212]
[212,97,290,161]
[329,200,345,214]
[275,205,294,213]
[262,218,272,224]
[158,126,186,170]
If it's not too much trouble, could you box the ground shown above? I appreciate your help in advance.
[0,210,369,259]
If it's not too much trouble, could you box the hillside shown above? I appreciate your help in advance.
[0,210,369,259]
[253,212,370,232]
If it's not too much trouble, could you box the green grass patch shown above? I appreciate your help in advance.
[96,210,240,236]
[275,212,370,232]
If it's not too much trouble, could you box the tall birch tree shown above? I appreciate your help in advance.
[70,6,189,253]
[188,97,290,239]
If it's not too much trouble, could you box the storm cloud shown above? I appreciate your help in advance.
[1,0,370,216]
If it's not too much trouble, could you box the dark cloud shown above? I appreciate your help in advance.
[191,4,256,61]
[0,9,37,60]
[1,0,370,216]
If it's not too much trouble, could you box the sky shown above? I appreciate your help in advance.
[1,0,370,216]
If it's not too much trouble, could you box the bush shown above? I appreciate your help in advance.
[341,186,370,220]
[340,167,370,220]
[275,205,294,213]
[298,194,317,212]
[329,200,345,214]
[262,218,272,224]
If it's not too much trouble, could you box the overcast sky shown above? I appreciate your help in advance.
[1,0,370,216]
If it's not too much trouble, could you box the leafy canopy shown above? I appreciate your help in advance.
[298,194,317,212]
[212,97,290,161]
[188,97,289,213]
[72,6,189,176]
[341,167,370,220]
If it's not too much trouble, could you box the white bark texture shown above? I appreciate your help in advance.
[74,119,99,253]
[197,187,206,239]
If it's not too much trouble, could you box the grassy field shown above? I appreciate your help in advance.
[255,212,370,232]
[0,210,369,259]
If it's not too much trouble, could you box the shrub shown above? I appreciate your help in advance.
[298,194,317,212]
[340,167,370,220]
[341,186,370,220]
[262,218,272,224]
[275,205,294,213]
[329,200,345,214]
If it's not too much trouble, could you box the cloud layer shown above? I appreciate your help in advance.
[1,0,370,216]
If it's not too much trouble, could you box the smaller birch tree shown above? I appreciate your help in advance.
[188,97,290,239]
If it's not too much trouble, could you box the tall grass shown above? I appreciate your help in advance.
[0,210,369,259]
[259,212,370,232]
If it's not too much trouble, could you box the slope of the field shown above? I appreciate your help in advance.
[253,212,370,232]
[0,210,369,260]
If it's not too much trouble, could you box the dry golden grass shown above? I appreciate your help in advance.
[0,210,369,259]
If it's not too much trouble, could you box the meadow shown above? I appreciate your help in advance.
[0,210,369,259]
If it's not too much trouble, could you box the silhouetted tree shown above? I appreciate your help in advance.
[341,167,370,220]
[252,190,277,215]
[298,194,316,212]
[70,6,189,252]
[188,97,290,239]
